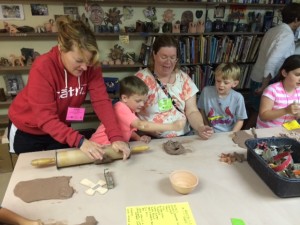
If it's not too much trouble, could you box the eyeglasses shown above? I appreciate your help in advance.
[157,54,178,63]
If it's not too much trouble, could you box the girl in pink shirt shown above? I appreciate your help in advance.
[257,55,300,128]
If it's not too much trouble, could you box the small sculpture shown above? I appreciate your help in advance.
[143,6,157,22]
[105,7,123,26]
[109,44,124,63]
[9,54,25,67]
[123,6,133,20]
[4,21,35,34]
[163,9,175,23]
[88,3,104,25]
[196,20,205,33]
[181,10,193,27]
[172,22,180,33]
[0,57,11,67]
[81,13,90,28]
[188,22,197,33]
[4,22,19,34]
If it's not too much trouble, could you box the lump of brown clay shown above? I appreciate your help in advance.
[14,176,74,203]
[78,216,98,225]
[163,140,186,155]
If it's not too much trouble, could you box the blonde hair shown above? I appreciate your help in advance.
[56,16,100,66]
[215,63,240,81]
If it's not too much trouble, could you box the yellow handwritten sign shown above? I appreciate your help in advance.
[283,120,300,130]
[119,35,129,44]
[126,202,196,225]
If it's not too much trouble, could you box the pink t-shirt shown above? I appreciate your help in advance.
[90,101,138,144]
[257,82,300,128]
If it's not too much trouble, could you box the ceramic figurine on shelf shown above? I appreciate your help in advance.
[115,59,122,65]
[126,52,135,65]
[108,59,114,65]
[9,54,25,67]
[143,6,157,22]
[122,57,129,65]
[108,44,124,64]
[4,21,35,34]
[35,25,46,33]
[89,3,104,25]
[196,20,205,33]
[102,60,108,65]
[163,9,175,23]
[123,6,133,21]
[0,57,11,67]
[88,3,104,32]
[81,13,90,28]
[172,21,180,33]
[188,22,197,33]
[105,7,122,33]
[4,22,19,34]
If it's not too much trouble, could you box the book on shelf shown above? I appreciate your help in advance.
[235,36,246,62]
[199,35,206,64]
[241,36,254,63]
[189,36,195,64]
[138,36,156,66]
[247,36,262,62]
[229,36,241,63]
[138,43,151,66]
[185,37,190,64]
[179,39,186,64]
[224,38,233,63]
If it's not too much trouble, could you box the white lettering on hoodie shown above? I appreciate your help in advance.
[57,86,85,99]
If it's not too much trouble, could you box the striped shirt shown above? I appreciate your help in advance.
[257,82,300,128]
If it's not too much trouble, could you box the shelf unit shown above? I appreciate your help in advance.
[0,0,286,8]
[0,31,266,74]
[0,0,286,129]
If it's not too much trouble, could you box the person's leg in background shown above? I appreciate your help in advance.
[243,79,262,130]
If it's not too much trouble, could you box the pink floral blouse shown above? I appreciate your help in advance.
[135,68,199,137]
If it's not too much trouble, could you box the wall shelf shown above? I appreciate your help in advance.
[0,32,266,40]
[0,0,285,8]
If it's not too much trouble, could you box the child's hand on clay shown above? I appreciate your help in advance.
[286,102,300,116]
[140,135,151,143]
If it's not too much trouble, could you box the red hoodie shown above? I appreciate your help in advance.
[8,46,124,147]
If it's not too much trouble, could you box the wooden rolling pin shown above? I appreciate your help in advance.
[31,145,149,169]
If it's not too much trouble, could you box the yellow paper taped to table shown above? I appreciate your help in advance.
[126,202,196,225]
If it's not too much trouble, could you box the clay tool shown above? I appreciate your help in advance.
[104,168,114,189]
[31,144,149,169]
[251,127,257,138]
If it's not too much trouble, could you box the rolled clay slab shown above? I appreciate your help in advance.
[232,130,254,149]
[14,176,74,203]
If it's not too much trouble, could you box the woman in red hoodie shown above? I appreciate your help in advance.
[8,16,130,160]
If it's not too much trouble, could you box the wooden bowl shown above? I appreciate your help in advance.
[169,170,198,195]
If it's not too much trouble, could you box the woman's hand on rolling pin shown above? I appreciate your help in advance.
[80,139,105,160]
[111,141,131,160]
[22,219,44,225]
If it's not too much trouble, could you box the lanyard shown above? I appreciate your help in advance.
[153,73,183,113]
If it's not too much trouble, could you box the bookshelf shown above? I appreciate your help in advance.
[0,0,287,129]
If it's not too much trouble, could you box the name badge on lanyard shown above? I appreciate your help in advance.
[158,98,173,112]
[66,107,85,121]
